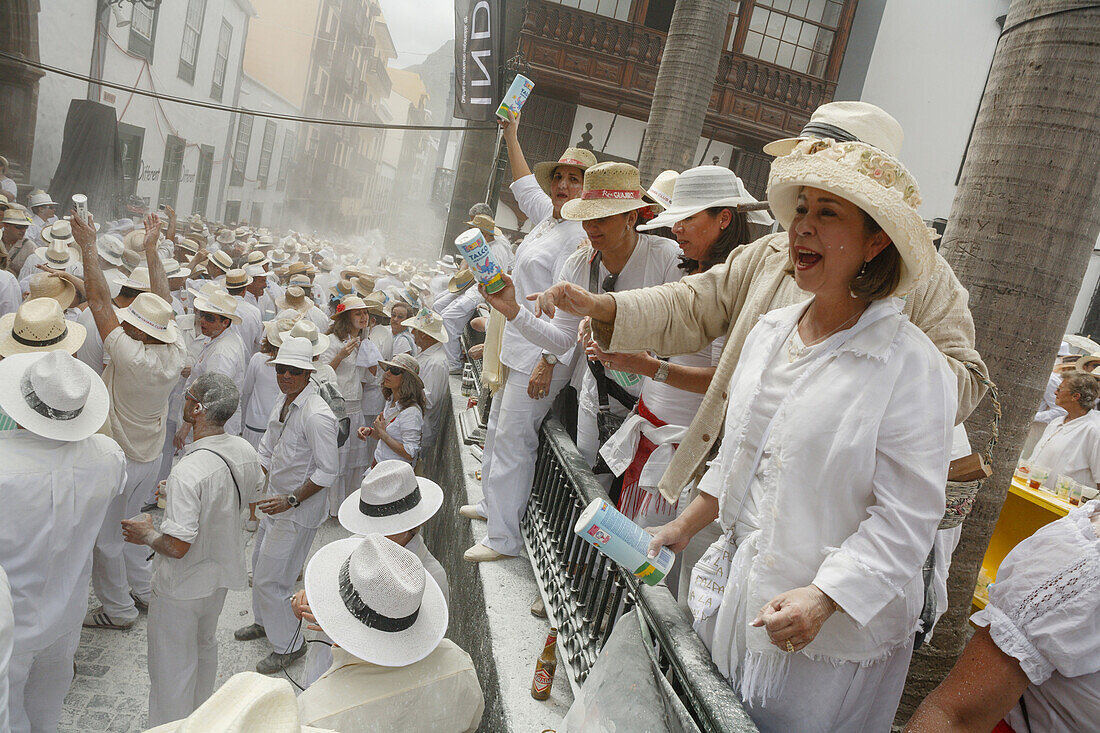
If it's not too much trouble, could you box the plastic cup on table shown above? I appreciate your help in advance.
[1029,465,1049,491]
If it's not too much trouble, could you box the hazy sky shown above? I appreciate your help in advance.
[380,0,454,68]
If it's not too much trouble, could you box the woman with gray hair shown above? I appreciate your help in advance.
[123,372,265,725]
[1028,370,1100,490]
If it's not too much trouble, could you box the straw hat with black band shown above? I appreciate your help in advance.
[767,138,934,297]
[338,460,443,537]
[0,350,108,442]
[116,292,180,344]
[533,147,598,197]
[0,297,87,357]
[224,268,253,290]
[560,162,652,222]
[193,290,242,324]
[763,100,904,158]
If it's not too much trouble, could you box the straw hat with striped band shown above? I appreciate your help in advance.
[2,205,32,226]
[0,297,87,357]
[162,258,191,279]
[96,234,126,267]
[245,250,271,271]
[447,269,475,294]
[27,272,76,309]
[329,278,357,300]
[116,292,179,344]
[0,351,108,443]
[637,165,773,231]
[561,162,652,221]
[287,273,313,291]
[37,233,80,267]
[533,147,598,196]
[762,101,903,158]
[193,289,242,324]
[224,268,253,290]
[209,249,235,273]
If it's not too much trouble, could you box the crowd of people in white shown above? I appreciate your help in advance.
[0,99,1096,733]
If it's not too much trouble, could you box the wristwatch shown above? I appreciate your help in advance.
[653,360,670,383]
[286,494,300,508]
[541,352,559,366]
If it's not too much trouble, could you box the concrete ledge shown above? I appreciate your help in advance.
[421,377,572,732]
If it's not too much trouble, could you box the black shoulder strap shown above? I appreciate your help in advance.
[193,447,244,508]
[586,252,638,412]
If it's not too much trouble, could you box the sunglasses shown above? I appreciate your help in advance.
[384,366,405,376]
[275,364,306,376]
[198,312,223,323]
[601,272,619,293]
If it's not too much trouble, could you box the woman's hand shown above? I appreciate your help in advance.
[357,426,372,442]
[479,273,521,320]
[340,337,360,358]
[530,282,598,319]
[751,584,838,653]
[586,339,656,377]
[371,413,388,438]
[497,109,520,137]
[467,343,484,360]
[527,357,554,399]
[646,520,691,557]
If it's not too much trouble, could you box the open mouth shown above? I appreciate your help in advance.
[794,247,822,270]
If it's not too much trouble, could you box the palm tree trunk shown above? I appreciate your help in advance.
[637,0,728,185]
[896,0,1100,723]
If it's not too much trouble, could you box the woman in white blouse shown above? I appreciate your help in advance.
[646,139,955,732]
[1028,371,1100,490]
[323,295,371,514]
[907,500,1100,733]
[356,353,424,468]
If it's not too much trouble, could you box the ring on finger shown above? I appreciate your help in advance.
[785,639,795,653]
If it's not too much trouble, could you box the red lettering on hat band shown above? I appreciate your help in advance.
[558,158,586,166]
[581,189,642,200]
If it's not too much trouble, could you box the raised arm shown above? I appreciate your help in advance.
[499,111,532,182]
[70,210,120,340]
[143,213,171,301]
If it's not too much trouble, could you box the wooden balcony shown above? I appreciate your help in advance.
[518,0,836,146]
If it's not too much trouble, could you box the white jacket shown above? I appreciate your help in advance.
[701,297,955,663]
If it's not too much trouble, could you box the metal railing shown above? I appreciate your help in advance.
[522,418,756,732]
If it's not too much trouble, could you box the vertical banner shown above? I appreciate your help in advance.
[454,0,503,121]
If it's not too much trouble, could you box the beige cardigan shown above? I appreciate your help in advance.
[603,232,988,502]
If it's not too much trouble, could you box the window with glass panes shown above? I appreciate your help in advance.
[740,0,844,76]
[128,4,158,60]
[546,0,630,22]
[276,131,295,191]
[178,0,207,83]
[257,121,276,188]
[211,20,232,101]
[229,114,253,187]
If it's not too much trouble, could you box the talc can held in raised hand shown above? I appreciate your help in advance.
[531,627,558,700]
[497,74,534,121]
[455,227,505,294]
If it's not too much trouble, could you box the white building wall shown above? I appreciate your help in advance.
[227,75,299,229]
[856,0,1010,221]
[32,0,261,221]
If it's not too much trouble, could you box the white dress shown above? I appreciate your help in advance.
[971,500,1100,733]
[690,299,953,733]
[322,335,367,510]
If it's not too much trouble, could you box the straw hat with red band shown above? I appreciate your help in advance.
[560,162,652,222]
[533,147,598,196]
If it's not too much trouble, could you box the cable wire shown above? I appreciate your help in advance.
[0,50,493,132]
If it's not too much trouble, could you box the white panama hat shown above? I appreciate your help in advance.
[162,258,191,279]
[118,266,153,293]
[96,234,126,267]
[35,237,79,268]
[193,289,242,324]
[762,100,904,158]
[645,169,679,211]
[637,165,773,231]
[271,335,317,372]
[143,671,334,733]
[116,291,179,344]
[304,534,447,667]
[404,307,449,344]
[27,190,59,208]
[767,138,934,297]
[339,460,444,536]
[0,350,108,442]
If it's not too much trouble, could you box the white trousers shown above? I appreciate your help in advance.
[156,419,178,485]
[92,457,160,620]
[252,516,317,653]
[146,588,228,727]
[7,627,81,733]
[241,425,265,450]
[475,367,570,556]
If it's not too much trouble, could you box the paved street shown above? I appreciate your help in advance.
[59,516,351,732]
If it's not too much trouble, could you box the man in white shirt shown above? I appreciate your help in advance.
[25,190,58,245]
[74,266,152,374]
[0,155,16,200]
[123,373,264,726]
[438,275,481,372]
[460,111,593,562]
[0,350,126,733]
[2,205,35,277]
[226,268,262,355]
[235,336,338,674]
[406,309,450,456]
[71,213,187,631]
[176,288,246,440]
[296,534,483,732]
[0,566,12,733]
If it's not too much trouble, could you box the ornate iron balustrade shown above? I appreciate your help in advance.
[522,417,756,732]
[518,0,835,144]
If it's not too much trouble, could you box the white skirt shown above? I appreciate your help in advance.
[329,412,370,515]
[693,530,913,733]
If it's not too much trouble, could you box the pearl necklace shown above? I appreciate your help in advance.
[787,308,864,362]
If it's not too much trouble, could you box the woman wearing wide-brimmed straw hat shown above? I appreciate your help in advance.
[472,160,681,563]
[356,352,425,469]
[321,295,376,513]
[630,138,955,731]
